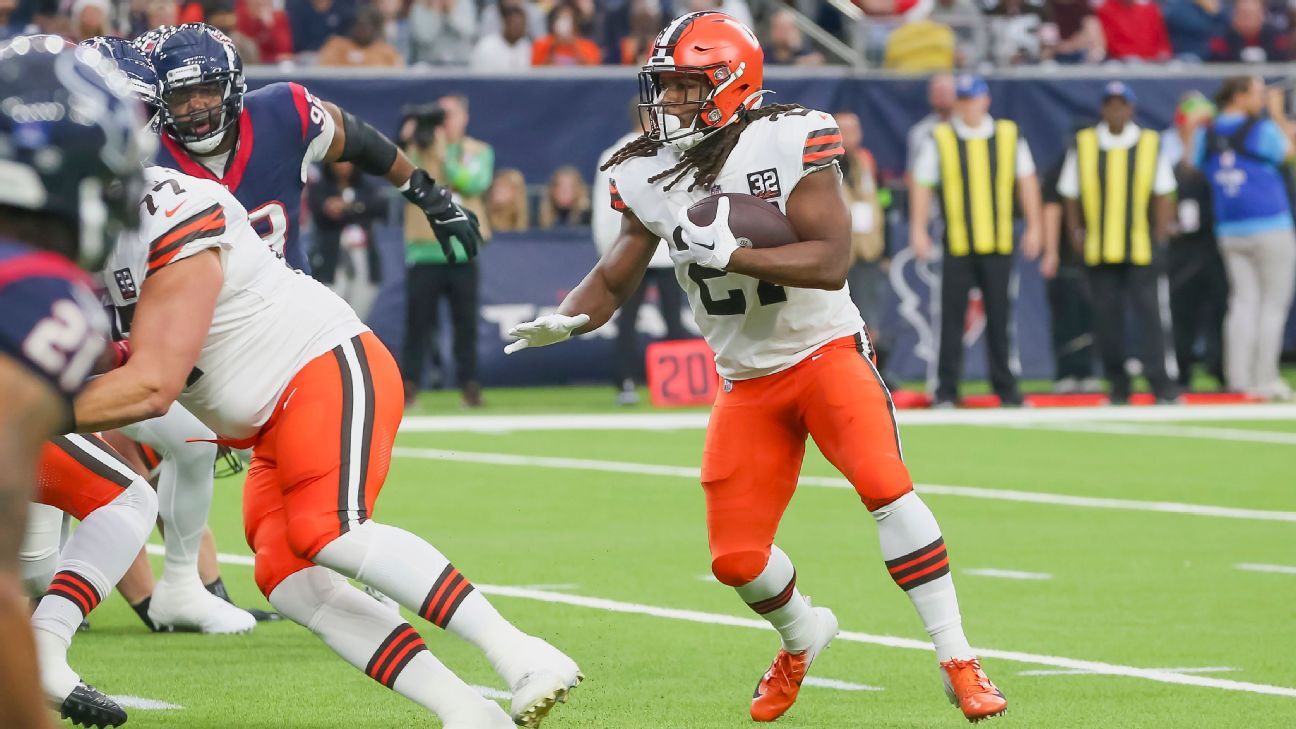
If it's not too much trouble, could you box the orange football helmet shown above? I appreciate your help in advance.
[638,12,765,148]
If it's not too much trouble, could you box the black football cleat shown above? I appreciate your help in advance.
[245,607,282,622]
[57,682,127,727]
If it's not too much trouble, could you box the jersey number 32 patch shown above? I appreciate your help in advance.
[746,168,781,200]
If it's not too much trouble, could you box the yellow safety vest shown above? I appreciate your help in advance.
[1076,126,1160,266]
[932,119,1019,256]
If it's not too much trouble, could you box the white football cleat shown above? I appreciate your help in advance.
[149,577,256,634]
[504,637,583,728]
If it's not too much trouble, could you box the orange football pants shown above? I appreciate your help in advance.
[35,434,139,519]
[702,334,912,586]
[241,332,404,596]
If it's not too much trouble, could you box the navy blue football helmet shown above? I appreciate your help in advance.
[0,35,148,270]
[80,36,161,113]
[132,25,175,56]
[149,23,245,153]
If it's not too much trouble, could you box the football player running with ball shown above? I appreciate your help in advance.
[505,11,1007,724]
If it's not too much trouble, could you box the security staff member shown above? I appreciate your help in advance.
[910,74,1043,408]
[1058,82,1179,404]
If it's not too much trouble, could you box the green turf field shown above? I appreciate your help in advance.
[62,391,1296,728]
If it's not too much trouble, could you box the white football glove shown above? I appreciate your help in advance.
[673,196,740,270]
[504,313,591,354]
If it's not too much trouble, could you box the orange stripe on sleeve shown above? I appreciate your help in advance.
[802,146,845,165]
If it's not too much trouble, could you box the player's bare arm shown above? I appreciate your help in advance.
[320,101,480,261]
[0,356,63,729]
[504,211,657,354]
[723,167,852,290]
[561,210,660,331]
[0,366,66,719]
[74,251,221,432]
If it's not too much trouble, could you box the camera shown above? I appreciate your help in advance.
[402,103,447,148]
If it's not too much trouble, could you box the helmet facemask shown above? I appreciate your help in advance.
[639,64,741,151]
[160,73,242,154]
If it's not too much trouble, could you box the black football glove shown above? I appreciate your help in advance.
[401,169,482,263]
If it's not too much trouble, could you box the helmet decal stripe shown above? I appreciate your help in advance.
[658,11,709,52]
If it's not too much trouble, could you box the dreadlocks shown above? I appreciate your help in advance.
[600,103,806,193]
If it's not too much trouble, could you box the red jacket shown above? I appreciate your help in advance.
[1096,0,1172,60]
[236,1,295,63]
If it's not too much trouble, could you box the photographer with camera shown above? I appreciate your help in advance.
[307,161,390,322]
[399,96,495,408]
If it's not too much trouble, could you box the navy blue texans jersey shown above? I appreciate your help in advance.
[0,239,108,402]
[156,82,333,273]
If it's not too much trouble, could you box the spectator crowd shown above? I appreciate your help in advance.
[851,0,1296,69]
[6,1,1296,71]
[0,0,827,68]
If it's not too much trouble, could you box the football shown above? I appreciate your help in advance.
[686,192,799,249]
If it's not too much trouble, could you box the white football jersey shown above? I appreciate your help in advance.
[609,108,864,380]
[102,166,366,439]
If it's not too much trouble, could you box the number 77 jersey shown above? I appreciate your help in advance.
[607,108,864,380]
[155,82,335,274]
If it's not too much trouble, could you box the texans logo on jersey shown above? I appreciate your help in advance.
[114,268,138,301]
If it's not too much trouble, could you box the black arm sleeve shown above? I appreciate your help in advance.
[339,110,400,177]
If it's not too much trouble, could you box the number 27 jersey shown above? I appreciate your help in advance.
[608,108,864,380]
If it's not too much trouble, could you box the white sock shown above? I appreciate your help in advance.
[19,503,64,596]
[871,491,974,661]
[269,566,495,724]
[130,406,217,585]
[33,620,78,700]
[31,479,157,698]
[32,479,157,642]
[314,521,530,679]
[733,546,819,653]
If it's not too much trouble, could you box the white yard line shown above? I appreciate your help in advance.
[111,696,184,710]
[962,569,1053,581]
[1001,422,1296,445]
[474,584,1296,699]
[399,404,1296,433]
[803,677,884,691]
[196,551,1296,699]
[144,544,254,566]
[1236,563,1296,575]
[513,583,580,592]
[1018,666,1239,677]
[392,448,1296,524]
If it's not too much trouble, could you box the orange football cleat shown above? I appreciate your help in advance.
[940,658,1007,722]
[751,648,809,722]
[750,606,837,722]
